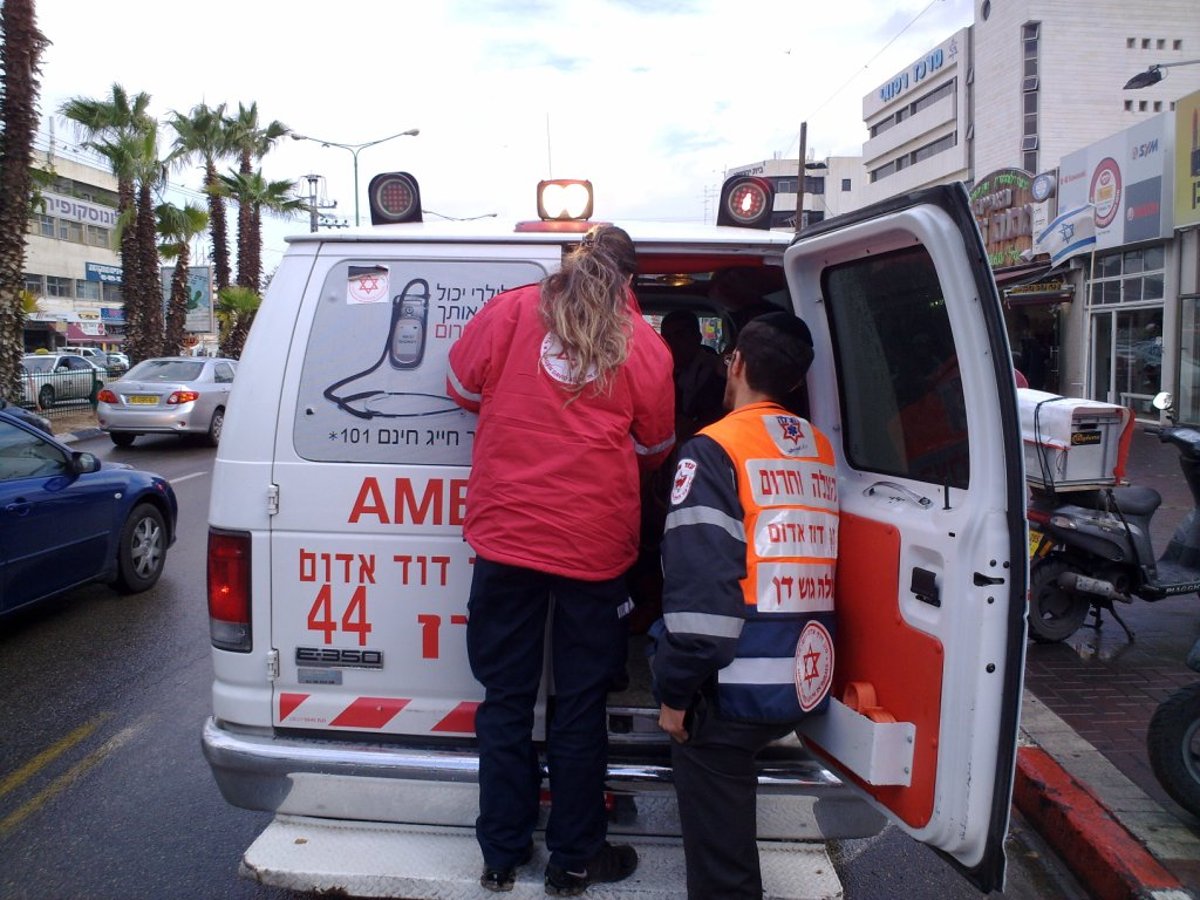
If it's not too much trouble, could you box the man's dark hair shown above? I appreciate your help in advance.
[735,312,814,401]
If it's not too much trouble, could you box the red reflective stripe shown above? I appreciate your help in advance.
[330,697,411,729]
[431,701,479,733]
[279,692,309,720]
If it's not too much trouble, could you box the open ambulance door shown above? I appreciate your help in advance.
[789,184,1027,893]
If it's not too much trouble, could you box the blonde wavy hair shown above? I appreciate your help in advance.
[539,224,638,395]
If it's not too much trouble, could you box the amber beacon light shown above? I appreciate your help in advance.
[537,179,594,221]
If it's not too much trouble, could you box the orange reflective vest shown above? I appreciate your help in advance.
[699,401,839,721]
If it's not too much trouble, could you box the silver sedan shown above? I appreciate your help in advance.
[96,356,237,447]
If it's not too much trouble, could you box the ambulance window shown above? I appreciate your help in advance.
[292,258,548,464]
[823,245,969,489]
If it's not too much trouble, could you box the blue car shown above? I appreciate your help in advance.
[0,409,177,615]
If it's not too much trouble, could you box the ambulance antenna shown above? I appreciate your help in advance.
[545,113,553,178]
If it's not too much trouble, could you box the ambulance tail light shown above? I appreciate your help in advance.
[368,172,423,225]
[716,175,775,229]
[208,528,252,652]
[537,179,593,221]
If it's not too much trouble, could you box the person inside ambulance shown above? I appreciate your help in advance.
[445,224,675,894]
[650,312,838,900]
[659,310,727,441]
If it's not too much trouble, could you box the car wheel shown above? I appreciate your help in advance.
[206,407,225,447]
[110,432,136,448]
[115,503,168,594]
[37,384,54,409]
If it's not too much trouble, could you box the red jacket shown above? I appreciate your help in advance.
[447,283,675,580]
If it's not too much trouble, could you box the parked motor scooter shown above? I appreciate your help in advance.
[1147,637,1200,819]
[1026,392,1200,642]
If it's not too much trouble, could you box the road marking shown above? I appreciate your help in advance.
[0,713,112,800]
[170,471,210,485]
[0,721,142,837]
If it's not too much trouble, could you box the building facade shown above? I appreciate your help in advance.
[23,145,125,352]
[861,27,973,204]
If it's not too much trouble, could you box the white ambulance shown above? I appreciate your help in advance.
[203,172,1028,896]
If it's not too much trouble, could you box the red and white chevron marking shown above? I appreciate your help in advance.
[278,693,479,733]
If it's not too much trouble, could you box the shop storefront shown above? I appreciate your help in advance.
[1058,112,1177,419]
[969,168,1065,392]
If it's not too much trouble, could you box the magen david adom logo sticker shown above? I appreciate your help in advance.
[794,621,834,712]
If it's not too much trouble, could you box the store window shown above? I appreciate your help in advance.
[1088,247,1167,417]
[1179,296,1200,422]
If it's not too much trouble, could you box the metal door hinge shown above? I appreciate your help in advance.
[267,483,280,516]
[267,649,280,681]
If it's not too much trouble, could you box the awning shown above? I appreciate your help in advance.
[995,260,1073,306]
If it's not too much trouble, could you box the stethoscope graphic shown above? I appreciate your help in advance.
[322,277,464,420]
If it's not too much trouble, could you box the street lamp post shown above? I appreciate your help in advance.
[291,128,419,226]
[1123,58,1200,90]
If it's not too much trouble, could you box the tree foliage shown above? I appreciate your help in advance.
[0,0,46,401]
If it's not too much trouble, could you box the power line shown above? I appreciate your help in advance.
[780,0,944,157]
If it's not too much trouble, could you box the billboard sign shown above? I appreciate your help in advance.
[1059,113,1174,251]
[1174,89,1200,230]
[160,265,214,333]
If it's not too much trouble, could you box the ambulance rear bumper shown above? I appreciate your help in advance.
[201,717,884,840]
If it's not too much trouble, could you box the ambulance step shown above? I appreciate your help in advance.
[241,815,844,899]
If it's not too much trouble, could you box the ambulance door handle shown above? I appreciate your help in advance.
[911,567,940,607]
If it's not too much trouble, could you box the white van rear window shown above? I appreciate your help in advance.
[293,258,548,465]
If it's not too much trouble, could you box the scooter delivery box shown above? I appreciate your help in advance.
[1018,388,1134,491]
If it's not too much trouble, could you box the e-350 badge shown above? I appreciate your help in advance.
[296,647,384,669]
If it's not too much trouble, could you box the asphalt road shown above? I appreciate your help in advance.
[0,432,1084,899]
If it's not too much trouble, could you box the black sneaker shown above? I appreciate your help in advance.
[544,842,638,896]
[480,842,534,893]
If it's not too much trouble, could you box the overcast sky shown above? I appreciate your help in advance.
[32,0,973,270]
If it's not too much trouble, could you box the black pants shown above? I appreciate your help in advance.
[466,557,628,872]
[671,698,795,900]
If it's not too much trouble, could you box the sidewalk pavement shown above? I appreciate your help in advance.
[1018,427,1200,899]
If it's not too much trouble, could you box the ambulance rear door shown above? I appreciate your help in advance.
[266,243,560,742]
[787,184,1027,893]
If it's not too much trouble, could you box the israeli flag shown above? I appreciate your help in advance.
[1035,205,1096,266]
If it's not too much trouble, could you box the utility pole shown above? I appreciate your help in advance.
[795,121,807,235]
[303,174,338,233]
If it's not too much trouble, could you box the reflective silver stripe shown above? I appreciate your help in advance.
[446,367,481,403]
[663,611,743,638]
[718,656,794,685]
[634,433,675,456]
[664,505,746,541]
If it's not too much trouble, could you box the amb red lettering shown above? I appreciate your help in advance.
[299,549,377,584]
[348,477,469,525]
[392,554,452,587]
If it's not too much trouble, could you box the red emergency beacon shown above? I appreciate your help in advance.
[717,175,775,229]
[368,172,423,225]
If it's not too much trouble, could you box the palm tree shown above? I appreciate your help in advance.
[157,202,208,357]
[0,0,46,400]
[215,285,260,359]
[226,103,288,290]
[60,85,155,359]
[218,170,305,294]
[168,103,233,294]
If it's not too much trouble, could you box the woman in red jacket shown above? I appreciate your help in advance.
[447,224,674,894]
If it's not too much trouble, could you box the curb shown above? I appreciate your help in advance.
[1017,691,1199,900]
[55,427,103,445]
[1014,745,1189,900]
